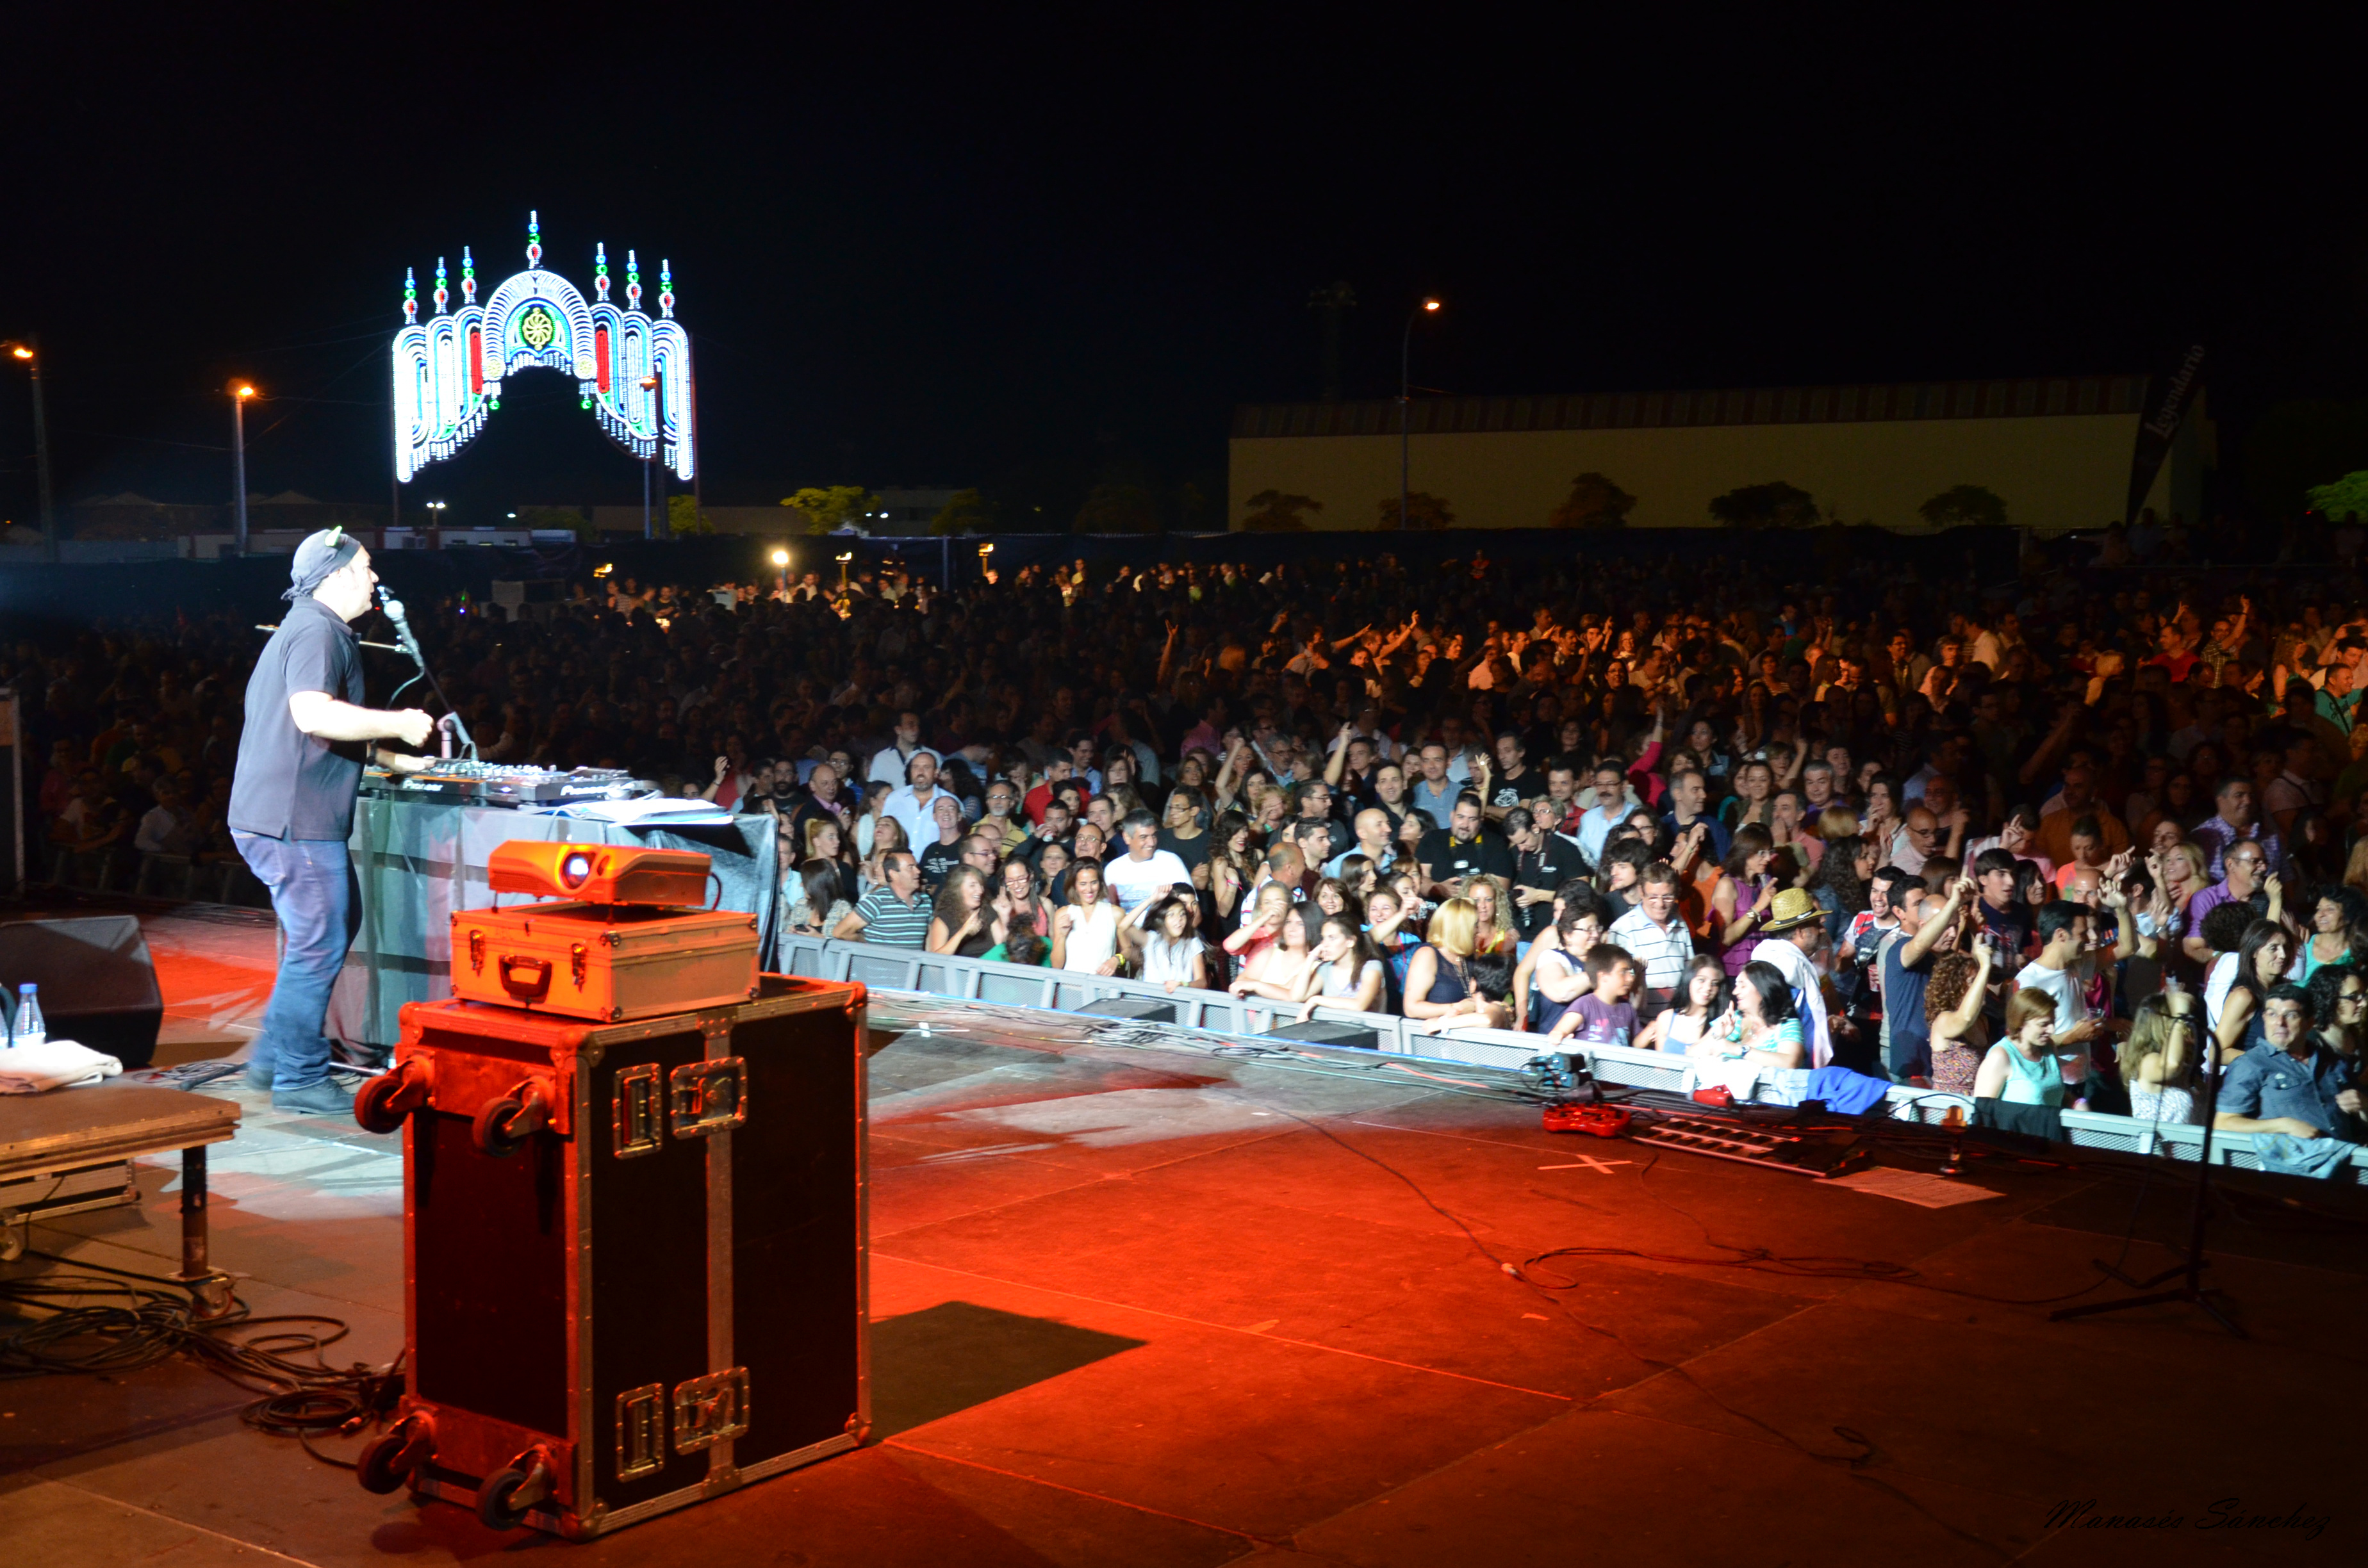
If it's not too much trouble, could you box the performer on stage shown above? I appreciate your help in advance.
[229,528,434,1113]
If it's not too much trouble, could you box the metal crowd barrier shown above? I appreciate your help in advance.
[777,933,2368,1184]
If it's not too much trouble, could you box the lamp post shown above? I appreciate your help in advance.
[425,498,447,544]
[978,539,995,585]
[770,546,789,596]
[227,380,258,553]
[639,373,661,541]
[1398,297,1441,531]
[835,550,853,593]
[3,341,56,562]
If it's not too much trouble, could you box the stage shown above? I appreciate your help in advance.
[1,903,2361,1564]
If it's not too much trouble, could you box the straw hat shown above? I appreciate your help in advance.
[1759,886,1822,936]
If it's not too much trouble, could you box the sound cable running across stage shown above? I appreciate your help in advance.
[227,528,436,1115]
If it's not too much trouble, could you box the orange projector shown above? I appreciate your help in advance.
[484,840,714,907]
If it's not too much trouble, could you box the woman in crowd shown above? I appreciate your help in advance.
[1229,902,1317,1001]
[1364,885,1420,1011]
[1468,874,1515,958]
[787,858,853,939]
[1975,988,2068,1109]
[1923,941,1996,1097]
[1049,859,1122,975]
[1861,776,1905,867]
[1704,959,1806,1070]
[1638,953,1729,1054]
[853,781,895,858]
[1711,824,1779,972]
[1522,899,1606,1035]
[2294,885,2368,983]
[998,858,1055,965]
[2150,842,2208,947]
[2306,961,2367,1069]
[1206,811,1261,939]
[1311,876,1363,928]
[2118,989,2202,1125]
[1806,832,1872,949]
[1224,879,1294,972]
[1403,897,1511,1030]
[861,813,909,893]
[926,864,1008,958]
[1293,915,1387,1018]
[1124,892,1208,992]
[2213,918,2293,1064]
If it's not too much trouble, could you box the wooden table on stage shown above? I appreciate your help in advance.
[0,1084,242,1314]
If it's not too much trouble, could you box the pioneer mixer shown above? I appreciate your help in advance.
[361,762,658,807]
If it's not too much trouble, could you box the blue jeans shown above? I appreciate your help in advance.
[234,833,359,1091]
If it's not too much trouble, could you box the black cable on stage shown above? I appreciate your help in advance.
[0,1251,400,1464]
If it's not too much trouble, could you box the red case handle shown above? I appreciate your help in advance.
[500,955,554,1002]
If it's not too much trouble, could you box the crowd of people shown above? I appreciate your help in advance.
[19,543,2367,1149]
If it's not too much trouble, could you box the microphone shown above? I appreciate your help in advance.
[377,587,425,664]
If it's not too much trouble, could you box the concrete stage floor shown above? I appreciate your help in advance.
[1,904,2362,1565]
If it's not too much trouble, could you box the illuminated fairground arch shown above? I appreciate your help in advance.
[391,211,695,483]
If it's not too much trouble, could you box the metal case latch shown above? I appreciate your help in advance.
[669,1058,748,1138]
[612,1064,663,1159]
[671,1368,750,1453]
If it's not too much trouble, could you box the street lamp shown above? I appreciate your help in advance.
[769,546,789,594]
[639,372,662,541]
[1,340,56,562]
[1399,297,1441,531]
[227,380,259,553]
[425,499,448,539]
[835,550,853,592]
[977,539,996,585]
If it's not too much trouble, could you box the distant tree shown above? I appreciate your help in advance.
[1242,489,1322,532]
[1074,483,1161,534]
[1175,479,1223,532]
[1709,481,1820,529]
[2246,400,2368,518]
[780,485,878,535]
[2306,471,2368,521]
[929,487,994,535]
[1377,491,1456,530]
[1548,472,1636,529]
[666,495,713,536]
[1918,484,2009,530]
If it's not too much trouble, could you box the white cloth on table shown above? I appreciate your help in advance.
[0,1041,121,1094]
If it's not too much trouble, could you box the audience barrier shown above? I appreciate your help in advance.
[775,933,2368,1185]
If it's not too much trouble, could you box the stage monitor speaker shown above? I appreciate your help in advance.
[0,915,165,1068]
[1076,997,1176,1024]
[1263,1019,1380,1052]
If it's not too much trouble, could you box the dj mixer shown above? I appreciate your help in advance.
[361,762,657,808]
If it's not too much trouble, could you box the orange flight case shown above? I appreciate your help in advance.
[447,902,760,1023]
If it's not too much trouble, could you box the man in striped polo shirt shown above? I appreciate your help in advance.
[835,851,930,948]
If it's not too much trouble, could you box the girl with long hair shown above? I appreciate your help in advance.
[2294,885,2368,984]
[926,865,1007,958]
[1050,859,1123,975]
[861,813,909,893]
[1923,942,1996,1098]
[1124,892,1209,992]
[1206,810,1262,938]
[1707,958,1806,1070]
[2118,989,2203,1126]
[2212,918,2293,1065]
[788,857,853,938]
[1292,915,1387,1018]
[996,858,1055,966]
[1638,952,1728,1054]
[1711,824,1779,972]
[1229,902,1317,1001]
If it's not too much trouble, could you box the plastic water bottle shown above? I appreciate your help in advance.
[14,984,44,1050]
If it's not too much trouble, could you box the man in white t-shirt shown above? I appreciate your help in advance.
[1103,812,1191,912]
[2012,886,2147,1098]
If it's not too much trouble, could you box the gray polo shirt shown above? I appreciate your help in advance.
[229,596,366,840]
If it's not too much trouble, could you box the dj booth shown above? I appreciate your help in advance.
[329,790,780,1054]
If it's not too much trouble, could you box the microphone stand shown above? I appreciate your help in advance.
[377,589,477,762]
[2050,1047,2244,1338]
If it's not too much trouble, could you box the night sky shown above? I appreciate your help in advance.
[3,13,2361,528]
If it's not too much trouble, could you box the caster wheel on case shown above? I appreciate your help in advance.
[356,1432,413,1495]
[472,1097,528,1157]
[354,1072,411,1135]
[475,1466,532,1531]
